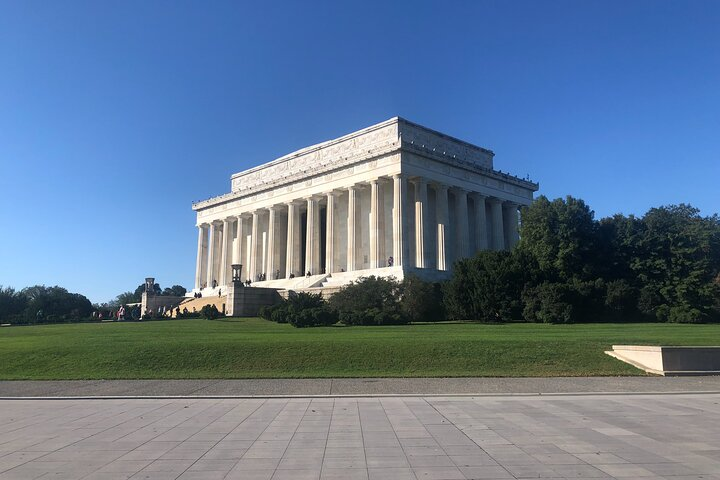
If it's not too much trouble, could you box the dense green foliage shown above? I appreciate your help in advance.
[259,291,338,327]
[328,276,407,325]
[259,276,445,328]
[445,197,720,323]
[200,304,221,320]
[0,319,718,379]
[122,283,187,304]
[401,275,446,323]
[0,285,93,325]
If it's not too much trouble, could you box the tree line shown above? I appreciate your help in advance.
[0,282,187,325]
[2,196,718,326]
[262,196,719,326]
[448,196,720,323]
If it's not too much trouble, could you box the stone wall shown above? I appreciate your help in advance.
[141,293,186,316]
[226,286,282,317]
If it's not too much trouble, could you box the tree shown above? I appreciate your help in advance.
[401,276,445,322]
[328,276,407,325]
[596,214,643,282]
[19,285,93,322]
[444,250,536,322]
[0,286,28,322]
[518,195,598,280]
[162,285,187,297]
[115,291,138,306]
[631,205,720,322]
[134,282,161,299]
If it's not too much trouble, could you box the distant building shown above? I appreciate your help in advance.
[191,117,538,294]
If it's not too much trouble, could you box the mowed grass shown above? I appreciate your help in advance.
[1,319,719,379]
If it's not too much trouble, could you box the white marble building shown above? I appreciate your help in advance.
[192,117,538,293]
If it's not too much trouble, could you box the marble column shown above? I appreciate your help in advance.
[489,198,505,251]
[266,207,277,278]
[285,202,298,278]
[472,194,488,252]
[392,174,408,267]
[305,197,320,275]
[220,218,231,286]
[250,211,259,280]
[435,184,449,271]
[206,222,217,288]
[233,215,244,265]
[454,189,469,260]
[369,179,382,269]
[325,192,335,274]
[414,179,431,268]
[195,224,207,290]
[503,202,520,249]
[347,185,357,271]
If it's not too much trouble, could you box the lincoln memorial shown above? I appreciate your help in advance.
[191,117,538,294]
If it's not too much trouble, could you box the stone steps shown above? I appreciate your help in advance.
[177,295,227,316]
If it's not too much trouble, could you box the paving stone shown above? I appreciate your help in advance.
[1,393,720,480]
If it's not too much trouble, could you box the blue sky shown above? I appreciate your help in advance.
[1,0,718,303]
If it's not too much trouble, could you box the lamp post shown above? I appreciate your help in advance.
[144,277,155,295]
[231,264,243,285]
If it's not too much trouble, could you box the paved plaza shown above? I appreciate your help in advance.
[3,376,720,397]
[1,393,720,479]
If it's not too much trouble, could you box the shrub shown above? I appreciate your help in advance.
[604,279,638,321]
[289,307,337,328]
[668,305,705,324]
[270,304,290,324]
[261,292,337,328]
[401,276,445,322]
[522,282,574,324]
[328,276,408,326]
[444,250,534,322]
[200,304,221,320]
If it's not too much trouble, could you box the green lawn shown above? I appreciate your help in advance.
[0,319,718,379]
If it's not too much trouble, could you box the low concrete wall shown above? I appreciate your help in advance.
[141,293,186,316]
[279,286,344,300]
[227,286,282,317]
[606,345,720,376]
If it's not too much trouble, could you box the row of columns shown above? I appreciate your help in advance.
[195,175,521,290]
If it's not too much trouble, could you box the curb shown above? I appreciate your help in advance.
[2,390,720,400]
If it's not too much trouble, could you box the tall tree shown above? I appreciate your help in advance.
[518,195,598,280]
[632,205,720,322]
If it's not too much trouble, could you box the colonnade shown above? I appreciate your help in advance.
[195,175,521,290]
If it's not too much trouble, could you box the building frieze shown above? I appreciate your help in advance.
[193,117,538,212]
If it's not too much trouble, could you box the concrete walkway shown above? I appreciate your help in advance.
[1,393,720,479]
[2,376,720,398]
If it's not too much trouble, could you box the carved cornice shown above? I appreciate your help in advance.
[192,117,539,211]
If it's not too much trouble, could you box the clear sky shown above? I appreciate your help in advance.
[1,0,718,304]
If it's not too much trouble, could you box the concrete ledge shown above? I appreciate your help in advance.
[606,345,720,376]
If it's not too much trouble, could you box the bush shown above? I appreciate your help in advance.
[289,306,337,328]
[401,276,445,322]
[200,304,221,320]
[522,279,609,324]
[604,279,638,321]
[444,250,534,322]
[271,305,290,324]
[522,282,574,324]
[668,305,705,324]
[261,292,337,328]
[328,276,408,326]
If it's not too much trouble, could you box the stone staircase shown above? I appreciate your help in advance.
[175,295,227,317]
[320,266,404,288]
[250,273,328,290]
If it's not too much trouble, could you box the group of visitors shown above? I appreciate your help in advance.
[92,305,141,321]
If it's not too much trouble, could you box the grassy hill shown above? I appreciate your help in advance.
[1,318,718,379]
